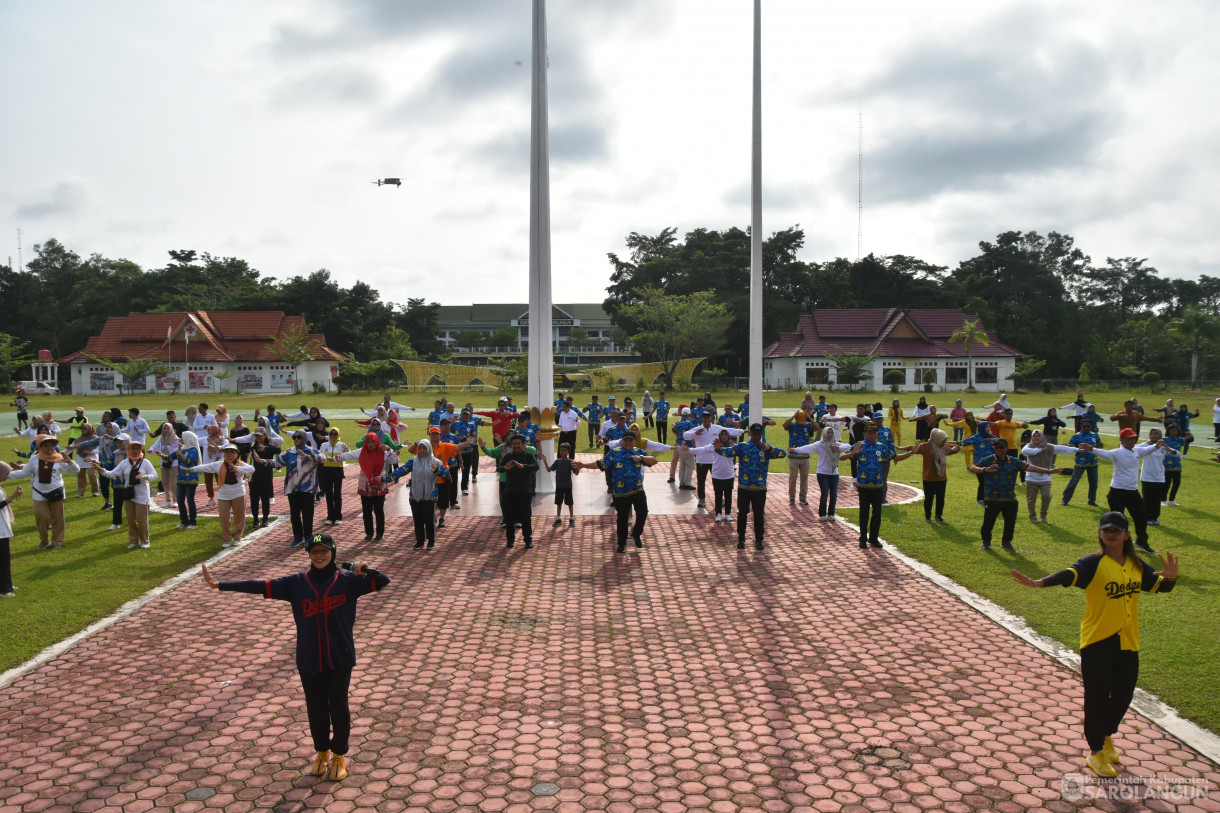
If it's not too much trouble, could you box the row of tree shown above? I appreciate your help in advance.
[603,227,1220,384]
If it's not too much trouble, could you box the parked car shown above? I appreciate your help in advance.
[17,380,60,396]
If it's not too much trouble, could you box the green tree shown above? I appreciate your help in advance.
[1167,307,1220,388]
[453,329,489,349]
[948,319,990,389]
[211,368,235,393]
[0,333,35,390]
[84,354,178,394]
[618,287,732,387]
[567,326,590,347]
[491,327,518,348]
[823,346,879,390]
[1007,356,1047,389]
[266,323,324,394]
[884,369,905,392]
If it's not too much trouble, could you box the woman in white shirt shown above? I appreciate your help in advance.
[187,443,256,547]
[1020,430,1057,523]
[0,461,24,596]
[149,423,182,509]
[790,427,855,520]
[319,428,351,526]
[93,437,158,550]
[1211,397,1220,441]
[9,435,80,549]
[1138,427,1178,527]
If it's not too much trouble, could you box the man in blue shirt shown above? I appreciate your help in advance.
[782,409,816,506]
[654,391,671,445]
[845,424,903,548]
[1061,418,1103,507]
[451,407,484,495]
[604,432,659,553]
[583,395,605,449]
[970,438,1061,551]
[669,407,697,489]
[717,423,787,550]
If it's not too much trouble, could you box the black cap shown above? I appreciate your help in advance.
[1098,512,1129,531]
[749,423,764,433]
[306,533,337,551]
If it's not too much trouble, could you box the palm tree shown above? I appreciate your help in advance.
[1167,307,1220,388]
[948,319,990,389]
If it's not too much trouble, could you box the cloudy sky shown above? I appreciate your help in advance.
[3,0,1218,308]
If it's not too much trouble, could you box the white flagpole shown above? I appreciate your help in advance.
[748,0,764,427]
[528,0,556,492]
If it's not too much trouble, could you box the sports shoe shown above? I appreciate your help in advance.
[666,477,675,483]
[552,517,563,527]
[1060,500,1069,506]
[1087,502,1099,507]
[981,543,991,551]
[737,538,746,550]
[373,535,383,543]
[568,517,575,527]
[524,540,534,549]
[1169,500,1179,506]
[633,535,643,548]
[616,543,627,553]
[36,541,51,550]
[101,502,112,510]
[1161,501,1169,506]
[1102,736,1120,765]
[312,750,331,777]
[323,519,334,526]
[291,537,304,547]
[437,518,446,528]
[754,541,765,550]
[1001,543,1016,552]
[1085,750,1117,779]
[799,499,808,505]
[789,498,796,505]
[1147,519,1161,526]
[858,540,868,549]
[451,503,460,510]
[714,513,722,522]
[413,541,425,550]
[329,754,347,781]
[869,540,883,548]
[462,489,469,496]
[1135,541,1155,554]
[127,541,139,549]
[175,523,187,530]
[108,524,120,531]
[697,500,705,507]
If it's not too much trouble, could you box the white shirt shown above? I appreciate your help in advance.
[792,442,855,475]
[911,406,931,419]
[605,438,672,454]
[320,441,351,468]
[0,486,14,538]
[373,401,414,413]
[1138,443,1177,484]
[9,457,81,501]
[1091,443,1159,491]
[1213,404,1220,423]
[189,461,255,500]
[557,408,582,432]
[127,416,152,440]
[1021,444,1056,484]
[192,413,218,434]
[100,457,160,505]
[685,425,744,464]
[150,437,182,469]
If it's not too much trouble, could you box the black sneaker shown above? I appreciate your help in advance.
[859,540,868,549]
[374,535,383,543]
[935,517,944,523]
[1135,541,1155,554]
[667,477,675,483]
[754,541,765,550]
[506,539,514,548]
[101,502,112,510]
[737,538,747,550]
[524,540,534,549]
[426,541,435,549]
[869,540,883,548]
[633,535,643,548]
[616,542,627,553]
[982,543,991,551]
[1087,502,1099,507]
[413,541,425,550]
[553,518,563,527]
[364,534,373,543]
[437,518,446,529]
[1002,543,1016,552]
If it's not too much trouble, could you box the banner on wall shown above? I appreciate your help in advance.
[91,372,115,391]
[189,371,212,391]
[155,373,180,392]
[239,372,264,390]
[269,372,294,391]
[123,375,148,392]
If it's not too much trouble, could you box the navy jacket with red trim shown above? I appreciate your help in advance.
[220,566,389,674]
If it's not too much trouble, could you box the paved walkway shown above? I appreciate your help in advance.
[1,476,1217,812]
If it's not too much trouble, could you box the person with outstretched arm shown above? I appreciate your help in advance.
[200,533,389,782]
[1011,512,1177,779]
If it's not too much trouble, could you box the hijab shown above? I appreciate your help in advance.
[359,432,387,485]
[1024,429,1054,469]
[927,428,949,477]
[0,461,12,524]
[819,426,842,458]
[409,438,440,502]
[181,431,200,455]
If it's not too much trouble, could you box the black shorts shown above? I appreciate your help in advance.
[554,487,573,506]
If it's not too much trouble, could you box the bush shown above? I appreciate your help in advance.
[1143,371,1161,391]
[1041,379,1053,394]
[924,383,934,393]
[312,381,326,394]
[883,370,905,392]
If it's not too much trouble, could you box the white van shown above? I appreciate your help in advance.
[17,381,60,396]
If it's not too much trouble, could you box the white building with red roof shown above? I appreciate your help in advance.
[762,309,1022,392]
[58,311,345,395]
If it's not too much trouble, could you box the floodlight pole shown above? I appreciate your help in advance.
[528,0,556,492]
[748,0,764,427]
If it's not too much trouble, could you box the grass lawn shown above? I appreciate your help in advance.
[2,386,1217,734]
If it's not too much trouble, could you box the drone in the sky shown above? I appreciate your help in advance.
[371,178,402,187]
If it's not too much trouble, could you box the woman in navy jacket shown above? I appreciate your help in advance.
[201,533,389,781]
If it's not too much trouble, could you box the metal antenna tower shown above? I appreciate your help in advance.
[16,227,23,273]
[856,107,863,261]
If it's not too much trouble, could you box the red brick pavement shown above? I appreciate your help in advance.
[1,472,1217,813]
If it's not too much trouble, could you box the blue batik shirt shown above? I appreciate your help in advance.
[853,439,894,488]
[1162,436,1183,472]
[672,418,697,447]
[273,445,323,493]
[813,403,829,420]
[516,422,540,445]
[451,418,481,442]
[717,413,739,428]
[655,399,670,420]
[602,423,630,443]
[964,432,997,463]
[583,403,606,423]
[1068,430,1101,468]
[427,409,445,426]
[787,421,815,458]
[719,440,786,491]
[604,446,648,496]
[976,454,1027,501]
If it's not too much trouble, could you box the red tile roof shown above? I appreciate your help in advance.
[57,311,345,364]
[764,309,1022,359]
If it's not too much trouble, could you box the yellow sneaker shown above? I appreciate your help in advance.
[1086,750,1117,779]
[311,750,330,777]
[1102,736,1120,765]
[329,751,348,781]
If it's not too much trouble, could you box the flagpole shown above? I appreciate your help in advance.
[748,0,764,427]
[528,0,556,492]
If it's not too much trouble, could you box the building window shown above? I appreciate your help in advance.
[946,367,968,384]
[976,367,998,384]
[805,367,829,385]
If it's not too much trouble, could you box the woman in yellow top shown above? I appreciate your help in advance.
[1012,512,1178,780]
[887,399,904,447]
[945,411,978,465]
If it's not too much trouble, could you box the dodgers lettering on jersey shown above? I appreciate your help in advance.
[1064,553,1170,650]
